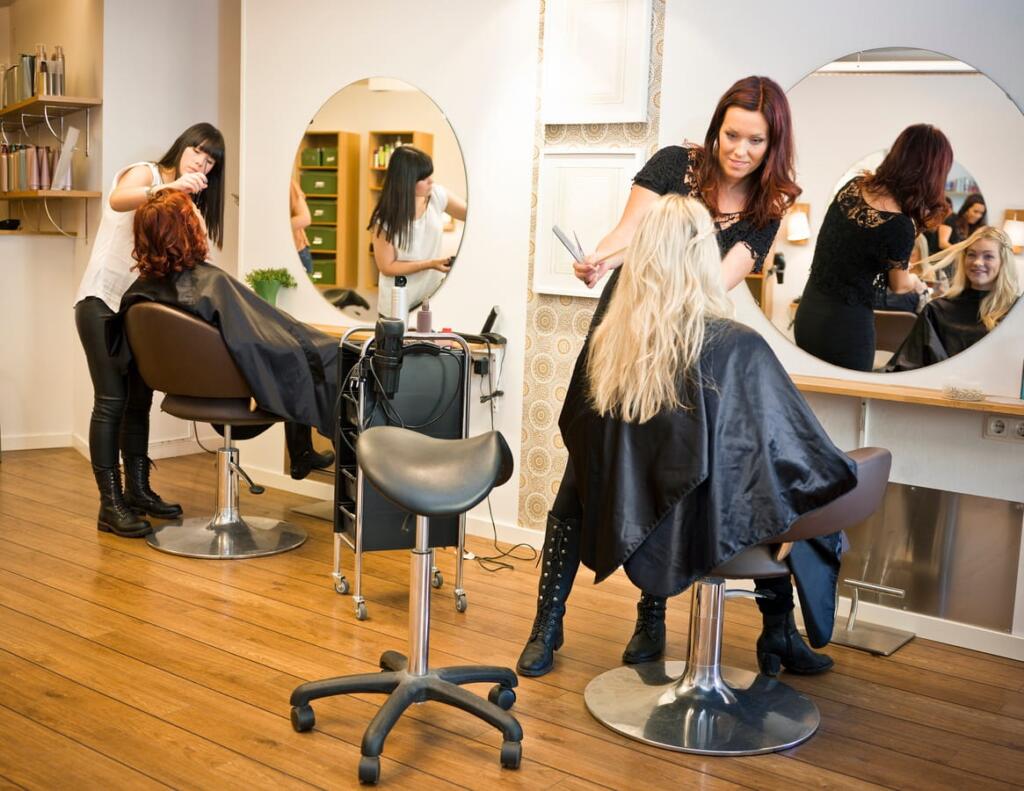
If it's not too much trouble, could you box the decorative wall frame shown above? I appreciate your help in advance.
[532,146,645,297]
[542,0,653,124]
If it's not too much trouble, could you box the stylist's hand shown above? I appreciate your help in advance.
[430,257,453,273]
[575,252,610,289]
[168,172,208,194]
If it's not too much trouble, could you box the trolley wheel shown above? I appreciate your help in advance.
[455,592,468,613]
[290,705,315,732]
[488,684,516,711]
[500,740,522,769]
[431,569,444,589]
[334,576,350,595]
[358,754,381,784]
[356,601,368,621]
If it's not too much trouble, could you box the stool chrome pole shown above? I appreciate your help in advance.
[409,515,432,676]
[584,579,820,755]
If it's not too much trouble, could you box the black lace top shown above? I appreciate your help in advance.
[806,178,916,308]
[632,145,779,274]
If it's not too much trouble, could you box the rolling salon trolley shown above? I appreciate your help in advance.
[332,328,472,620]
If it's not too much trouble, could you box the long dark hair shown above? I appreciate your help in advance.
[954,193,987,238]
[367,146,433,249]
[156,122,226,248]
[694,75,801,228]
[862,124,952,230]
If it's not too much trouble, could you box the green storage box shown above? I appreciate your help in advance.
[312,256,336,285]
[307,199,337,223]
[300,147,321,167]
[320,147,338,166]
[301,171,338,195]
[306,225,337,251]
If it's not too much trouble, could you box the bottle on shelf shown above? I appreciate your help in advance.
[52,46,65,96]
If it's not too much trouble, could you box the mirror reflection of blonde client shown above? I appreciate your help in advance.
[368,146,467,315]
[542,194,857,680]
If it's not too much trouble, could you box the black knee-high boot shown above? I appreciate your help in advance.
[622,592,667,663]
[94,466,152,538]
[123,456,183,519]
[516,513,581,677]
[755,576,833,676]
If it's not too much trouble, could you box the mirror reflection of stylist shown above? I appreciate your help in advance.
[518,77,831,680]
[368,146,467,315]
[794,124,952,372]
[938,193,987,251]
[73,123,226,538]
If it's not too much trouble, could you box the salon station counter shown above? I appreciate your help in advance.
[789,374,1024,661]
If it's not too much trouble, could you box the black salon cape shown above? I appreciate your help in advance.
[884,289,1007,372]
[118,262,339,438]
[561,270,859,646]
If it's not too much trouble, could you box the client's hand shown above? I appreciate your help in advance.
[430,257,453,274]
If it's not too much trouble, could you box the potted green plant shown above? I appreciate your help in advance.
[244,267,298,306]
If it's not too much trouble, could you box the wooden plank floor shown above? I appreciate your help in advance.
[0,448,1022,790]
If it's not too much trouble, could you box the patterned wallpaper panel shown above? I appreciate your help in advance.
[518,0,666,530]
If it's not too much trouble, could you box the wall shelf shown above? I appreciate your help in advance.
[0,95,101,123]
[3,189,100,199]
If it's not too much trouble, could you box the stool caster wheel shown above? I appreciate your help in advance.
[500,740,522,769]
[358,754,381,785]
[455,592,468,613]
[356,601,368,621]
[431,569,443,589]
[290,705,315,732]
[334,576,350,595]
[488,684,515,710]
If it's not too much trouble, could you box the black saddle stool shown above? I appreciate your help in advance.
[584,447,891,756]
[289,427,523,785]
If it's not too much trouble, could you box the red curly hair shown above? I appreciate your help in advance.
[132,190,208,278]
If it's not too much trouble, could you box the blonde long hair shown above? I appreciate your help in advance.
[920,226,1021,330]
[587,195,733,423]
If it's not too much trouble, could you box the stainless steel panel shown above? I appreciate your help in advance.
[842,483,1023,632]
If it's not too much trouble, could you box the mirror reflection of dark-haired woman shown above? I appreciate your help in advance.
[73,122,226,539]
[367,146,467,315]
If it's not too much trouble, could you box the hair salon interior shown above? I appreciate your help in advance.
[1,0,1023,786]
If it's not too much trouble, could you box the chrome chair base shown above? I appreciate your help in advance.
[831,619,914,656]
[147,515,306,559]
[584,660,819,755]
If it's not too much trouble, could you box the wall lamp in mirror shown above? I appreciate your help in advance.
[1002,209,1024,254]
[786,203,811,245]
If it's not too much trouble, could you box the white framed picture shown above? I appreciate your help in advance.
[533,147,645,298]
[542,0,652,124]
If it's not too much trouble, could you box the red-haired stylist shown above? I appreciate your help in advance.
[73,123,226,537]
[518,76,824,678]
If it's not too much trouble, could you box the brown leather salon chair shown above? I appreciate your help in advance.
[584,447,891,756]
[874,310,918,352]
[125,302,306,559]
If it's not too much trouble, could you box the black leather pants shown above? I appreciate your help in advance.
[75,297,153,469]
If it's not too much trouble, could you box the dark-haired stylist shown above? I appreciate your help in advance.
[368,146,467,314]
[518,76,834,680]
[74,123,226,537]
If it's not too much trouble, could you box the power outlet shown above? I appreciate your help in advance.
[983,414,1024,442]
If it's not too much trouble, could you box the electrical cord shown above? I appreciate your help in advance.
[471,340,537,572]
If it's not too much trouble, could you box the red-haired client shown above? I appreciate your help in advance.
[519,76,842,679]
[119,191,336,480]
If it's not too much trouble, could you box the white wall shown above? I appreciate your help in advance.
[774,72,1024,336]
[239,0,536,536]
[0,0,102,452]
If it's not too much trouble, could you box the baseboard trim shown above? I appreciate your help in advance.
[1,432,73,451]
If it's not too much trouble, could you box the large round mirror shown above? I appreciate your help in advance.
[291,78,467,320]
[748,47,1024,372]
